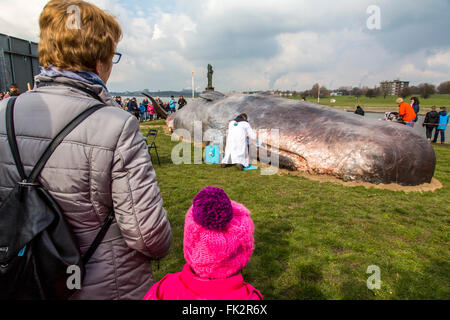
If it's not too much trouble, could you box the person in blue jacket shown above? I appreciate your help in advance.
[139,102,147,122]
[433,107,449,144]
[169,95,177,114]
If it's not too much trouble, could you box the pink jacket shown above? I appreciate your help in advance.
[142,264,263,300]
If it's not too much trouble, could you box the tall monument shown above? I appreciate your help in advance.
[206,64,214,92]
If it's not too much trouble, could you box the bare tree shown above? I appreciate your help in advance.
[437,81,450,94]
[300,90,309,97]
[373,87,381,97]
[381,87,389,99]
[338,87,350,96]
[351,87,363,98]
[321,87,330,97]
[418,83,436,99]
[365,88,376,98]
[400,86,411,98]
[409,85,421,95]
[310,83,329,98]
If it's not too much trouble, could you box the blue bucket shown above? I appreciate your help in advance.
[205,144,220,164]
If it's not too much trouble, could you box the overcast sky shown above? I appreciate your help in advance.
[1,0,449,92]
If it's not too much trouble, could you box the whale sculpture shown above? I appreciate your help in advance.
[166,91,436,186]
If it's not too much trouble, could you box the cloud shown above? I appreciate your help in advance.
[1,0,449,92]
[0,0,47,41]
[399,63,448,81]
[427,50,450,69]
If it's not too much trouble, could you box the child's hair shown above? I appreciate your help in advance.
[184,186,255,279]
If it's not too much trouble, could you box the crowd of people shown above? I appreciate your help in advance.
[396,97,448,143]
[113,96,158,122]
[355,97,449,144]
[111,95,187,122]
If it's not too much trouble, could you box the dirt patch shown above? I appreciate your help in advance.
[140,124,164,129]
[276,167,443,193]
[432,142,450,147]
[142,124,172,136]
[288,202,304,209]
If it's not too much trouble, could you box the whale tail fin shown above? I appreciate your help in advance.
[141,92,168,119]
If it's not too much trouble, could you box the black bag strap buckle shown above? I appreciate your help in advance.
[17,180,41,197]
[17,180,41,187]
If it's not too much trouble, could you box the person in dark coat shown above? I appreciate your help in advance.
[114,96,123,108]
[127,97,139,120]
[423,106,440,141]
[355,106,365,116]
[178,95,187,110]
[410,97,420,127]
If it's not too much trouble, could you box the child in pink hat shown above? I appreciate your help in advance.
[142,186,263,300]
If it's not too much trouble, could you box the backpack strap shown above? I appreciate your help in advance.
[82,209,115,264]
[5,96,114,264]
[5,97,26,181]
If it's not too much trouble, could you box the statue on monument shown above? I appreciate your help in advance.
[206,64,214,91]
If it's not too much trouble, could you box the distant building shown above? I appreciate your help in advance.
[380,80,409,96]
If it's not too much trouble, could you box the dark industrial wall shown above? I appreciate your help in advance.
[0,33,39,93]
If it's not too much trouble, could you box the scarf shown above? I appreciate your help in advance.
[39,66,108,90]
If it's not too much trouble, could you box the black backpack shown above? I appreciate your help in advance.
[0,97,114,300]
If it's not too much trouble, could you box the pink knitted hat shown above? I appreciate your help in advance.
[183,186,255,279]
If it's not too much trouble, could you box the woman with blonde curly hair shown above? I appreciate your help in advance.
[0,0,171,300]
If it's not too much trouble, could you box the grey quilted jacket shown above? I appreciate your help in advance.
[0,75,172,300]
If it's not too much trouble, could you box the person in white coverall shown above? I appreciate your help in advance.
[221,113,257,171]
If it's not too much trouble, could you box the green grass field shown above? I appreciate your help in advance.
[289,94,450,113]
[142,121,449,300]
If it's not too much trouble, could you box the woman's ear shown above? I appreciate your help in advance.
[95,60,102,74]
[95,60,113,84]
